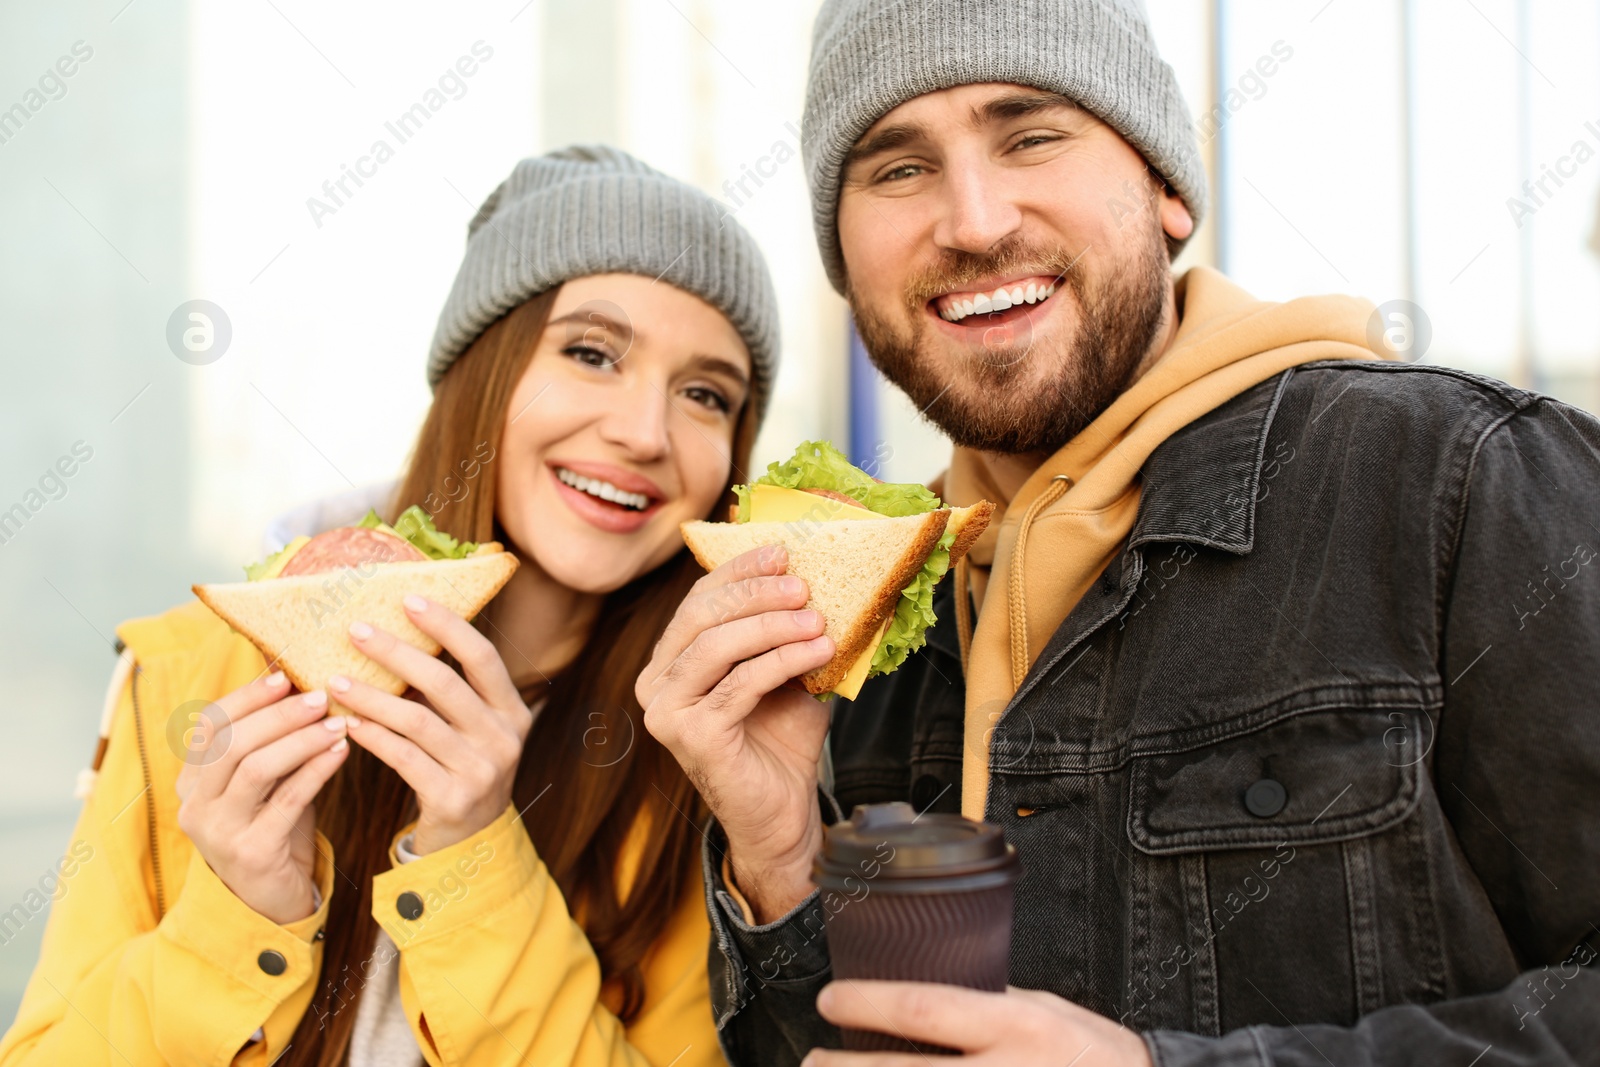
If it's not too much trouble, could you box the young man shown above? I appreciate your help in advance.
[638,1,1600,1063]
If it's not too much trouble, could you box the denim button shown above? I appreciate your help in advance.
[257,949,287,976]
[911,774,944,811]
[396,891,424,920]
[1244,778,1287,818]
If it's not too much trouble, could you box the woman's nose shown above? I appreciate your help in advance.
[598,380,671,461]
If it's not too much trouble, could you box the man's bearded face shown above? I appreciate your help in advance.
[850,210,1170,456]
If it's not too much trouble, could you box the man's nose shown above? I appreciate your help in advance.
[932,156,1024,256]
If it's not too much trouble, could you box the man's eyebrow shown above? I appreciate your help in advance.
[974,90,1082,126]
[844,122,929,170]
[547,309,635,344]
[689,354,750,388]
[845,91,1081,172]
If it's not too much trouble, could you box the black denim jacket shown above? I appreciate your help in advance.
[700,361,1600,1066]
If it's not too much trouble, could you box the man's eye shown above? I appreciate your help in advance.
[878,163,923,183]
[1013,133,1061,151]
[564,344,618,368]
[683,386,731,413]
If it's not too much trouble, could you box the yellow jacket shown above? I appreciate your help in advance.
[0,600,724,1067]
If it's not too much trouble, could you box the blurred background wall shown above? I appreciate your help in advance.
[1,0,1597,1026]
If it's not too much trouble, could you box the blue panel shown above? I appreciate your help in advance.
[847,318,881,471]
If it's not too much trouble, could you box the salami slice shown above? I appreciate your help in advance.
[278,526,427,577]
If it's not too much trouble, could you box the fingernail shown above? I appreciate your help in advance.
[324,715,347,732]
[795,609,820,628]
[780,576,805,597]
[817,985,834,1011]
[330,737,348,754]
[349,621,372,640]
[403,594,426,613]
[328,674,351,694]
[303,690,328,710]
[346,716,362,729]
[266,671,287,688]
[761,544,785,565]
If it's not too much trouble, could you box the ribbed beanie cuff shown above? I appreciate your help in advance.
[802,0,1207,293]
[428,145,780,423]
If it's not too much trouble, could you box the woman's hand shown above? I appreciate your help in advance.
[175,671,350,924]
[336,595,533,856]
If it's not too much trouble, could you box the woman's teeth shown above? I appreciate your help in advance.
[938,281,1057,323]
[556,467,650,511]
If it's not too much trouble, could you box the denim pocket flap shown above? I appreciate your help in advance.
[1126,709,1427,855]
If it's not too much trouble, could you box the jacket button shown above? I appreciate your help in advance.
[257,949,288,976]
[396,891,425,920]
[911,774,944,812]
[1244,778,1287,818]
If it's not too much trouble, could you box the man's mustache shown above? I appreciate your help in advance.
[901,241,1086,308]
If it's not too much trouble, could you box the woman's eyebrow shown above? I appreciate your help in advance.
[547,309,637,345]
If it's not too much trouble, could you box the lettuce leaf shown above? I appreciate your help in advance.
[734,440,954,687]
[362,506,479,560]
[869,526,955,676]
[244,539,305,581]
[243,508,476,580]
[734,440,942,521]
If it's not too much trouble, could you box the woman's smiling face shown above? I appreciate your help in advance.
[495,273,752,594]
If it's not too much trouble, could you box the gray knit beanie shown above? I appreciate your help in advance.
[428,145,780,421]
[803,0,1207,293]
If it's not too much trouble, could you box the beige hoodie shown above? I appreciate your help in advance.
[943,267,1389,819]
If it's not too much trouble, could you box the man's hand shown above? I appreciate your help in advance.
[637,544,835,922]
[803,982,1153,1067]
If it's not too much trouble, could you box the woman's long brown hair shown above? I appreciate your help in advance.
[280,288,758,1066]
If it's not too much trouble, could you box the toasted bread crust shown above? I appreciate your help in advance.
[680,502,992,696]
[190,582,373,694]
[191,551,517,701]
[799,509,949,694]
[947,500,996,569]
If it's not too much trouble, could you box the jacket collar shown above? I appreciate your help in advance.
[1126,367,1293,556]
[923,367,1291,666]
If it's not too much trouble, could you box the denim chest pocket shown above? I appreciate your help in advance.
[1119,707,1439,1032]
[1127,708,1427,854]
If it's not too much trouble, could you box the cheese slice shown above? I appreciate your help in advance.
[832,615,891,701]
[749,483,881,523]
[749,485,891,697]
[257,535,310,580]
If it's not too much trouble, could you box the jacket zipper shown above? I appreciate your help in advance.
[129,664,167,919]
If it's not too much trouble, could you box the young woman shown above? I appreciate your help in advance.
[0,146,783,1066]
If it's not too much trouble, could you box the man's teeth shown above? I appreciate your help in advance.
[939,282,1056,322]
[556,468,650,510]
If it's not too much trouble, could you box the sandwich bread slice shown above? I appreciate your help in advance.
[194,506,517,708]
[681,441,993,699]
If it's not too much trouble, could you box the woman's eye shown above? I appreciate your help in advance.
[563,344,618,369]
[683,385,731,413]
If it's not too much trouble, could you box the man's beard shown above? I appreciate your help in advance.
[851,215,1171,455]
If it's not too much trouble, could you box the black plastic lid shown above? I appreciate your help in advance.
[813,802,1019,892]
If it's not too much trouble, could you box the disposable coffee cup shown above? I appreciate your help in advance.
[812,801,1021,1054]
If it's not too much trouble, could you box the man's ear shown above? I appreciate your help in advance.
[1159,187,1194,243]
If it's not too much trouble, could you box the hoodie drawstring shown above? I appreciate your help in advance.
[1007,474,1074,689]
